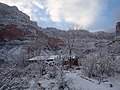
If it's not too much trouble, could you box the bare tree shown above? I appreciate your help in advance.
[61,25,82,68]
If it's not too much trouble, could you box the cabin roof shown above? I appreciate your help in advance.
[29,55,59,61]
[47,55,59,60]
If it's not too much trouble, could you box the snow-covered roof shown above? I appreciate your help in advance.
[47,55,59,60]
[29,55,59,61]
[61,54,76,59]
[29,56,48,61]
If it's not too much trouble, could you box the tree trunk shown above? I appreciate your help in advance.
[69,49,72,68]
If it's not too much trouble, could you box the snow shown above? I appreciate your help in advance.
[116,56,120,59]
[40,78,57,89]
[28,75,58,90]
[8,46,25,55]
[47,55,59,60]
[29,55,59,61]
[65,70,120,90]
[28,70,120,90]
[29,56,48,61]
[7,46,26,61]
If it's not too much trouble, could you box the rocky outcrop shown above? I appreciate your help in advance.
[0,24,23,41]
[0,2,64,50]
[48,37,64,49]
[0,3,45,41]
[94,31,115,40]
[116,22,120,36]
[0,3,42,41]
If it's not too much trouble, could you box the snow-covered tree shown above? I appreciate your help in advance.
[82,48,116,83]
[61,26,82,68]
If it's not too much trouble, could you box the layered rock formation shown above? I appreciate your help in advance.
[0,2,65,61]
[0,3,45,41]
[116,22,120,36]
[0,3,64,48]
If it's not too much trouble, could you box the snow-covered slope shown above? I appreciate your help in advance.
[28,70,120,90]
[0,3,64,62]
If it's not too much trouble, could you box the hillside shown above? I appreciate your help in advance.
[0,2,120,90]
[0,3,63,62]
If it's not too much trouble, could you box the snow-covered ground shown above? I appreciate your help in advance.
[65,70,120,90]
[28,70,120,90]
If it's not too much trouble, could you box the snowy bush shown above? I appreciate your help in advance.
[1,77,29,90]
[0,62,28,90]
[82,53,98,78]
[23,61,47,78]
[47,62,58,79]
[82,50,116,82]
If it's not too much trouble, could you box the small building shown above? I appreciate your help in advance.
[28,56,48,63]
[62,55,79,69]
[28,55,59,63]
[29,54,79,69]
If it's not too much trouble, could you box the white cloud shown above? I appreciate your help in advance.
[45,0,108,28]
[32,0,44,9]
[0,0,108,28]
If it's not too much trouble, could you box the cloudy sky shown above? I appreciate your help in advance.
[0,0,120,31]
